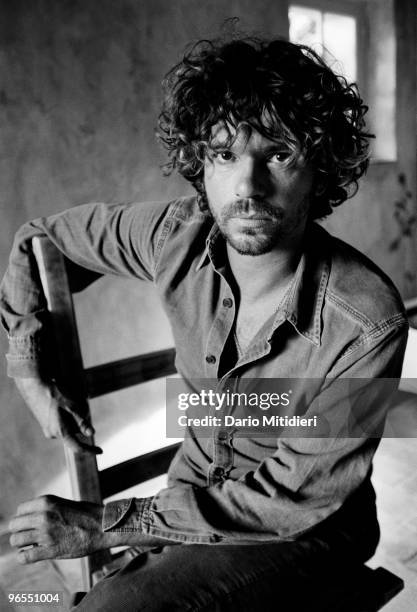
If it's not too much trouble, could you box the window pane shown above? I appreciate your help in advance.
[289,6,322,49]
[289,5,357,84]
[322,13,357,82]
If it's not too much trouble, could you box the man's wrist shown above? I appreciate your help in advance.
[100,497,172,549]
[102,498,136,531]
[80,502,124,551]
[7,333,46,378]
[101,498,154,540]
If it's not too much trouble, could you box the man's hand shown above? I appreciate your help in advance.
[14,377,102,454]
[9,495,109,563]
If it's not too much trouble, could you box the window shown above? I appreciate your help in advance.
[289,5,357,83]
[289,1,396,162]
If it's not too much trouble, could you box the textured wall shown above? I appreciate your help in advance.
[323,162,409,287]
[0,0,289,520]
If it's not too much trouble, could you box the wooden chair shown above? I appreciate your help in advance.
[32,237,179,590]
[32,237,406,609]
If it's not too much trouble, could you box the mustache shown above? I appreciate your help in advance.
[222,199,282,221]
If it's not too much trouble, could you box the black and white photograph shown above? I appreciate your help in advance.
[0,1,416,610]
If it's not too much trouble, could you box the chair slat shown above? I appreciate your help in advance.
[32,237,88,397]
[404,296,417,315]
[32,237,113,587]
[85,349,176,398]
[100,443,181,499]
[32,238,102,498]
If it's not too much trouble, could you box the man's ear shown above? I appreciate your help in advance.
[196,189,210,212]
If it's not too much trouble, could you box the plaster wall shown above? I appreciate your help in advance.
[0,0,289,520]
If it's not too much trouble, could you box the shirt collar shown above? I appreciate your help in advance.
[196,222,330,346]
[279,224,330,347]
[195,223,219,272]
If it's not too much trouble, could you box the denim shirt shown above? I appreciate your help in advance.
[0,197,408,546]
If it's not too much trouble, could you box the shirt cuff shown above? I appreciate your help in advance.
[102,497,154,532]
[6,335,44,378]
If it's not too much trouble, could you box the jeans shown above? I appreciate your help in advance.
[71,525,376,612]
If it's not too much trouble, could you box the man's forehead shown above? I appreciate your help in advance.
[209,121,286,149]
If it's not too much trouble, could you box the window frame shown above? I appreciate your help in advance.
[288,0,367,101]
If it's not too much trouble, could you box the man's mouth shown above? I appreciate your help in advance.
[224,199,282,221]
[232,214,271,220]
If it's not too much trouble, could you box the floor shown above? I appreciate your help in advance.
[0,395,416,612]
[367,395,417,611]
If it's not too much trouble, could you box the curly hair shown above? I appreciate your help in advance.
[157,36,372,219]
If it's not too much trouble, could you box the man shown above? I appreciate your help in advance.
[1,36,408,610]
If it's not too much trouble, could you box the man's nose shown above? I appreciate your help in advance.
[235,159,269,199]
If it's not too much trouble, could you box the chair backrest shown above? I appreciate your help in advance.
[32,237,180,590]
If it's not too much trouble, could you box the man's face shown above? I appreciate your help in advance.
[203,124,314,256]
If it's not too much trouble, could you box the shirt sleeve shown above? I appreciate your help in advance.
[0,200,172,378]
[102,319,408,544]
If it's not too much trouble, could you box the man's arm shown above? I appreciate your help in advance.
[9,495,177,564]
[1,200,170,377]
[1,200,171,450]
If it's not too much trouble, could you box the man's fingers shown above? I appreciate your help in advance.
[74,415,95,437]
[62,399,95,437]
[10,529,38,548]
[14,496,55,516]
[58,407,102,454]
[80,421,95,436]
[61,431,103,455]
[18,545,51,564]
[9,513,44,531]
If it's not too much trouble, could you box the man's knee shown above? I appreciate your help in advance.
[71,548,206,612]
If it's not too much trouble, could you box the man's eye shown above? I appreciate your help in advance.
[213,150,236,163]
[269,151,291,163]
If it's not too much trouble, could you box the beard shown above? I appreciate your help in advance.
[208,197,304,256]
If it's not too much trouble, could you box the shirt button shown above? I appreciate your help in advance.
[222,298,233,308]
[206,354,216,364]
[213,467,224,477]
